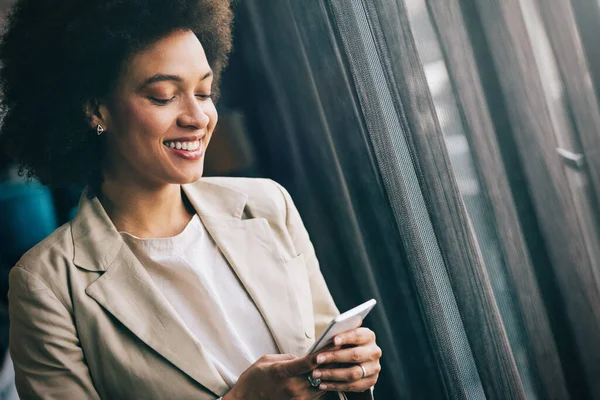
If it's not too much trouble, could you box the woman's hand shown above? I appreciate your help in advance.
[311,327,382,393]
[225,353,327,400]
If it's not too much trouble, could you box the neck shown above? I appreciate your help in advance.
[99,178,195,239]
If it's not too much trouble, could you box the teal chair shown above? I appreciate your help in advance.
[0,181,58,267]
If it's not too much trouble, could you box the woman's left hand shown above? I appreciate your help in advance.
[311,327,382,393]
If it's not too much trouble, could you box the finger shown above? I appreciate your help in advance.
[316,343,381,365]
[278,353,320,376]
[333,327,375,347]
[319,342,343,352]
[312,361,380,382]
[318,375,378,393]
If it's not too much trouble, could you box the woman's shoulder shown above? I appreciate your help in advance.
[10,222,75,294]
[192,176,292,219]
[196,176,284,198]
[191,177,304,258]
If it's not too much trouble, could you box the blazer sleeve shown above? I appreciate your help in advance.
[276,183,375,400]
[9,266,101,400]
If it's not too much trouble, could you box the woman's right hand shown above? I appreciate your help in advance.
[225,353,326,400]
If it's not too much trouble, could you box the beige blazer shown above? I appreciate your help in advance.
[9,177,372,400]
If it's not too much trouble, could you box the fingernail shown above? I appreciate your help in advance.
[320,384,328,390]
[335,337,342,345]
[313,370,322,378]
[317,354,326,364]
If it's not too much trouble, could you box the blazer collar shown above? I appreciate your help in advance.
[71,179,248,272]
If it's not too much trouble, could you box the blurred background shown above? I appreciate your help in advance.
[4,0,600,399]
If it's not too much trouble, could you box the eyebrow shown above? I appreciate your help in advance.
[139,70,214,89]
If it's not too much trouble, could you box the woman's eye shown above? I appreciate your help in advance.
[196,94,212,100]
[149,96,175,105]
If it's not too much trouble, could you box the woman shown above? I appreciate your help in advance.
[0,1,382,399]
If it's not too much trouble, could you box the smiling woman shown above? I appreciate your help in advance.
[0,1,381,399]
[0,1,231,190]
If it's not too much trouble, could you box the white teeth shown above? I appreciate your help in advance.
[164,140,201,151]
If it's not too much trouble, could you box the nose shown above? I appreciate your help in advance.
[177,96,210,130]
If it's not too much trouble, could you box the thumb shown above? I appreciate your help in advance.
[259,353,297,363]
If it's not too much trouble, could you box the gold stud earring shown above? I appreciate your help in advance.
[96,125,104,136]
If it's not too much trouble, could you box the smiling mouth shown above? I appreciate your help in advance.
[163,139,201,151]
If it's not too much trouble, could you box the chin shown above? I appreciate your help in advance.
[156,163,205,186]
[183,175,203,184]
[166,161,204,183]
[180,168,205,184]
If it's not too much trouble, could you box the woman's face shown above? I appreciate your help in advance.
[99,29,217,188]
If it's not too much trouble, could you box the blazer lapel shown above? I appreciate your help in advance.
[183,182,309,356]
[72,190,229,396]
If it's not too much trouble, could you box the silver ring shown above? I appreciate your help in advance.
[308,375,322,387]
[360,364,367,379]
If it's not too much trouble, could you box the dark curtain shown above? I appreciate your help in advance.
[222,1,447,399]
[219,0,600,398]
[221,0,523,398]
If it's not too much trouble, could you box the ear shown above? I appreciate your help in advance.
[84,99,111,131]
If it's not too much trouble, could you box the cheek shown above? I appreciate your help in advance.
[116,101,171,141]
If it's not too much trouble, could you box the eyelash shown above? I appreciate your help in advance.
[149,94,212,105]
[149,97,175,105]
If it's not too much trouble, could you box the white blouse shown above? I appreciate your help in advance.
[120,214,279,388]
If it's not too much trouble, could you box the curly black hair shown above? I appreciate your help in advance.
[0,0,234,187]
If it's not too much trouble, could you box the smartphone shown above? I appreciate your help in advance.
[307,299,377,355]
